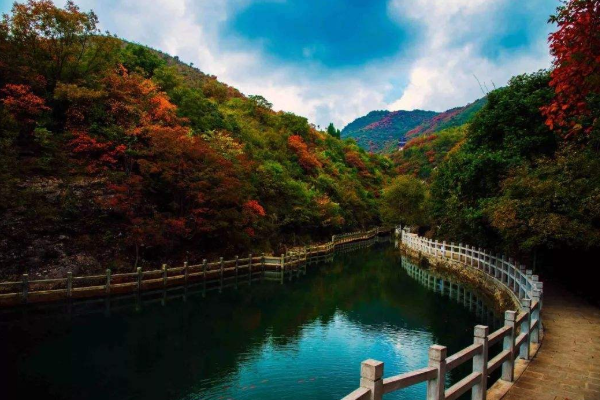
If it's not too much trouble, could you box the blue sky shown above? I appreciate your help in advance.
[0,0,558,128]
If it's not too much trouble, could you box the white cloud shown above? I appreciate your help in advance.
[387,0,553,112]
[69,0,553,126]
[389,43,551,111]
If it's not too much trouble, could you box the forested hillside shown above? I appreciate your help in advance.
[342,99,484,153]
[382,0,600,299]
[0,1,392,278]
[405,98,486,137]
[391,125,467,180]
[341,109,438,152]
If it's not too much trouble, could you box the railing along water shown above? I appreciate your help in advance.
[341,230,543,400]
[0,227,391,307]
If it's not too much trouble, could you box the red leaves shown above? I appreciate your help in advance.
[542,0,600,137]
[344,150,367,171]
[70,131,126,170]
[425,149,436,163]
[58,65,258,249]
[0,84,49,125]
[287,135,322,172]
[244,200,266,217]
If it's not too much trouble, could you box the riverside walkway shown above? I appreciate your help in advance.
[503,282,600,400]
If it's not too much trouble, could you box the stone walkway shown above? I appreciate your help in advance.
[503,282,600,400]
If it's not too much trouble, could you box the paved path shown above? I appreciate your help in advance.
[503,283,600,400]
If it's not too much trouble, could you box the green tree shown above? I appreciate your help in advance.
[431,71,556,246]
[380,175,430,227]
[327,122,340,138]
[248,94,272,110]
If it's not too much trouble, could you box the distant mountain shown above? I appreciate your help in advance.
[405,98,487,138]
[341,110,438,152]
[342,98,486,152]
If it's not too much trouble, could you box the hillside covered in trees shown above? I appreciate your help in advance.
[383,0,600,300]
[341,98,485,153]
[0,1,393,278]
[341,109,437,152]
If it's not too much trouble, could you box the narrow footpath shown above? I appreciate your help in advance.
[503,283,600,400]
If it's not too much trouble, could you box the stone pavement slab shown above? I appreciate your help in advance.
[502,283,600,400]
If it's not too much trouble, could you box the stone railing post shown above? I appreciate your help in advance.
[67,271,73,299]
[105,269,111,295]
[534,281,543,308]
[235,256,239,288]
[248,253,253,284]
[525,270,532,295]
[280,254,285,284]
[219,257,224,293]
[472,325,489,400]
[360,359,383,400]
[22,273,29,303]
[136,267,142,293]
[202,259,207,296]
[519,299,531,360]
[183,261,188,286]
[427,345,447,400]
[502,310,517,382]
[531,289,541,343]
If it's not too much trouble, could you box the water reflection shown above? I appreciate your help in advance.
[0,240,500,400]
[401,257,502,328]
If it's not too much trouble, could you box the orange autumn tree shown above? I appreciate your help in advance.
[287,134,322,173]
[0,0,119,91]
[58,66,263,256]
[0,83,49,138]
[542,0,600,136]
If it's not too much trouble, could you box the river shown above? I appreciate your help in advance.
[0,240,500,400]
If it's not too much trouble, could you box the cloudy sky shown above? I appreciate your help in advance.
[0,0,558,128]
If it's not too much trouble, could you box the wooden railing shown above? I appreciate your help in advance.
[0,227,391,307]
[341,231,543,400]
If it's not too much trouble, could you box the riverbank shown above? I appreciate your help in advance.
[341,231,544,400]
[0,241,491,400]
[400,244,518,316]
[0,227,392,307]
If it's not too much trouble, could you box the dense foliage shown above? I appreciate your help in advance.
[405,98,487,138]
[0,1,392,276]
[341,109,438,152]
[430,71,558,248]
[542,0,600,137]
[379,175,430,227]
[391,125,467,180]
[403,0,600,282]
[341,99,485,153]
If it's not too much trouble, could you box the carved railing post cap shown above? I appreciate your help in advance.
[474,325,489,337]
[505,310,517,321]
[361,359,384,380]
[428,344,447,360]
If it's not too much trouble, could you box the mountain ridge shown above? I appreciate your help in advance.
[342,98,486,152]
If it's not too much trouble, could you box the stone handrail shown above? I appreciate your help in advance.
[0,227,392,307]
[341,231,543,400]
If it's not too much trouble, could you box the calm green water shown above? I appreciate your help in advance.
[0,242,499,400]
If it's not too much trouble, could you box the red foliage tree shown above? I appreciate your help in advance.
[542,0,600,136]
[287,135,322,172]
[0,83,49,125]
[59,65,258,253]
[345,150,366,171]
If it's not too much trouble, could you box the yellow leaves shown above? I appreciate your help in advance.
[200,130,244,160]
[54,82,104,102]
